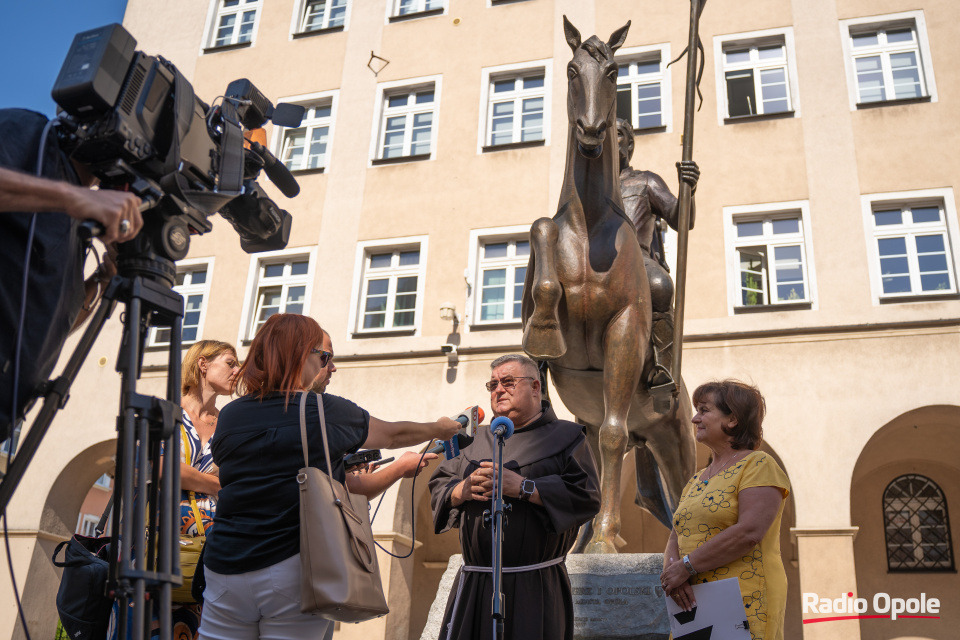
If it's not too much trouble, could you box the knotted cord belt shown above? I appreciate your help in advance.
[444,556,566,640]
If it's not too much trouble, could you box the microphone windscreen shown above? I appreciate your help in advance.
[490,416,514,439]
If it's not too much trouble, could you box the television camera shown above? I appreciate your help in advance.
[0,24,309,640]
[52,23,305,285]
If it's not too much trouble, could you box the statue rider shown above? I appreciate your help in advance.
[616,118,699,392]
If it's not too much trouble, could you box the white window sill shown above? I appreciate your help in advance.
[733,301,812,314]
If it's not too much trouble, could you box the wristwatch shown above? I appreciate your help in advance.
[519,478,536,501]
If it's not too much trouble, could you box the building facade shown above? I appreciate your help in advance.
[2,1,958,639]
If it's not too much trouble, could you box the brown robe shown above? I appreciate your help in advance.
[428,404,600,640]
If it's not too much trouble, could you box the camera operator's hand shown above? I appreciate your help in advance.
[67,187,143,244]
[0,166,142,244]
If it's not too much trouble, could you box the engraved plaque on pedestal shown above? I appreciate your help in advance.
[567,553,670,640]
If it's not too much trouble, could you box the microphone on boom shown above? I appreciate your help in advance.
[490,416,514,439]
[427,406,484,459]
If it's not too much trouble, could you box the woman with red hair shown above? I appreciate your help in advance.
[198,313,459,640]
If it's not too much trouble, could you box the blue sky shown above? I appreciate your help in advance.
[0,0,130,117]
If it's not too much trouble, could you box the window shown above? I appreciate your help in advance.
[723,41,790,117]
[485,71,545,147]
[251,259,310,335]
[391,0,443,18]
[298,0,347,33]
[475,238,529,323]
[208,0,261,48]
[238,249,315,342]
[351,238,427,334]
[478,61,551,153]
[724,201,816,313]
[94,473,112,490]
[148,261,212,347]
[277,98,335,171]
[615,46,670,130]
[868,200,957,298]
[884,474,954,571]
[713,29,798,123]
[77,514,101,537]
[840,12,937,109]
[373,80,439,161]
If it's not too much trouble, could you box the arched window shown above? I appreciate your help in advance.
[883,474,954,571]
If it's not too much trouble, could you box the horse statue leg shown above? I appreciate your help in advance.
[584,305,644,554]
[522,218,566,360]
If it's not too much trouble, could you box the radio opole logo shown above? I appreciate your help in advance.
[803,592,941,624]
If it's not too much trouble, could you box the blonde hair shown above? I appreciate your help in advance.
[181,340,237,396]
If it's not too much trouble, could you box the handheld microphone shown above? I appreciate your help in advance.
[429,406,484,459]
[250,140,300,198]
[490,416,514,439]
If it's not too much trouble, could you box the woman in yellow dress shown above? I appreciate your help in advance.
[660,380,791,640]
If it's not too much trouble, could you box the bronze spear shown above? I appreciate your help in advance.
[670,0,706,389]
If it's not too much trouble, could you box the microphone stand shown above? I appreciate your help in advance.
[486,420,512,640]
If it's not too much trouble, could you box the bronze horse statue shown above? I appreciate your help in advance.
[522,17,695,554]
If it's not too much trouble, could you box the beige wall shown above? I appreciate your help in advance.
[3,1,958,639]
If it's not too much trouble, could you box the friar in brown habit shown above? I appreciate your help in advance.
[429,353,600,640]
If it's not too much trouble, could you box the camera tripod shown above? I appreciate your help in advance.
[0,253,186,640]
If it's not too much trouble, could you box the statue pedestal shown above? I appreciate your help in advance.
[419,554,670,640]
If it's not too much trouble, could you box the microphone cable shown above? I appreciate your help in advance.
[369,440,436,560]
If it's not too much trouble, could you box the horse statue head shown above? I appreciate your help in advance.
[562,16,631,160]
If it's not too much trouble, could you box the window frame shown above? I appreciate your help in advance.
[466,226,532,328]
[614,43,672,133]
[839,11,938,110]
[387,0,446,21]
[271,90,338,173]
[712,27,800,125]
[77,514,101,537]
[477,60,552,154]
[370,76,442,164]
[348,236,429,337]
[483,69,547,148]
[203,0,262,50]
[292,0,350,36]
[147,258,214,348]
[861,189,960,303]
[237,247,317,344]
[883,474,955,572]
[723,201,818,315]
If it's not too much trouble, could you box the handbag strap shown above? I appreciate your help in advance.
[181,422,206,537]
[297,391,339,499]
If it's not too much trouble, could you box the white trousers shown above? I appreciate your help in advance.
[199,553,333,640]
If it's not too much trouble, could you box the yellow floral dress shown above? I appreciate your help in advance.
[673,451,791,640]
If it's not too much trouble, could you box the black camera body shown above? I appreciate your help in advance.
[51,23,303,280]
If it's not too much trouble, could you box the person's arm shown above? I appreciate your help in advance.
[179,461,221,497]
[345,451,438,499]
[648,161,699,232]
[362,416,459,450]
[0,166,143,243]
[662,529,697,611]
[661,485,783,592]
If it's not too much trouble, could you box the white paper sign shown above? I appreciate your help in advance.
[664,578,752,640]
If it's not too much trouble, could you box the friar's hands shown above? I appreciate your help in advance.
[676,160,700,192]
[454,461,494,504]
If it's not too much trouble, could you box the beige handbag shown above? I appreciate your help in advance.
[297,391,389,621]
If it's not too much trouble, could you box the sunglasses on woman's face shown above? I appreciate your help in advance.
[310,348,333,368]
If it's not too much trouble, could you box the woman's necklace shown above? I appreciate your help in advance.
[700,449,745,485]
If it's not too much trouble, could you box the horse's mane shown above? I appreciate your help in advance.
[578,36,614,64]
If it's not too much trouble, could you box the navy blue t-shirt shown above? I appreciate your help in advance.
[204,391,369,574]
